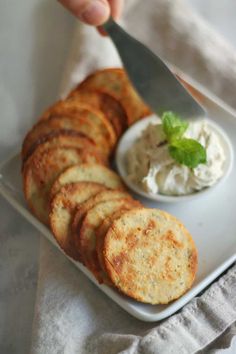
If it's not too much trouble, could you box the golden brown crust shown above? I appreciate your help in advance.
[22,114,96,159]
[68,89,128,138]
[77,68,151,125]
[22,130,106,166]
[71,190,131,258]
[95,204,143,283]
[96,209,133,277]
[103,208,198,304]
[78,198,142,282]
[39,99,117,150]
[49,182,106,260]
[22,109,113,161]
[50,163,127,198]
[23,147,106,225]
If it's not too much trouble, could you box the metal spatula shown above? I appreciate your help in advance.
[103,18,205,119]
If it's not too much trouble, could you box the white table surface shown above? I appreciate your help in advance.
[0,1,236,353]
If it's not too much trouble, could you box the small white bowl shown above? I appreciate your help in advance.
[115,115,234,203]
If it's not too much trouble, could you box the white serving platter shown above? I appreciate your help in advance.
[0,85,236,322]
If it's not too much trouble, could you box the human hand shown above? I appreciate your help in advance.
[58,0,124,26]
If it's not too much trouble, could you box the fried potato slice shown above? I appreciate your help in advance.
[50,163,126,198]
[49,182,107,260]
[79,198,142,282]
[68,90,128,137]
[40,99,116,150]
[71,190,131,254]
[23,146,105,225]
[76,68,151,125]
[103,208,198,304]
[22,130,102,166]
[22,111,111,161]
[96,208,134,279]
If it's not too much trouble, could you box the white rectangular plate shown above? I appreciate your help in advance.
[0,87,236,322]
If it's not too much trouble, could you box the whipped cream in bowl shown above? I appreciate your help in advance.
[116,115,233,202]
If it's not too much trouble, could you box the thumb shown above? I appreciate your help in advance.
[58,0,110,26]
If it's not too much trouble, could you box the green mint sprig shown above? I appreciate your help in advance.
[161,112,207,169]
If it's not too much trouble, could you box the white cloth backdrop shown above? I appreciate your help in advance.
[27,0,236,352]
[0,1,74,353]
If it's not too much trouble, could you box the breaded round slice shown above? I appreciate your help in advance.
[50,163,126,198]
[103,208,198,305]
[72,190,131,255]
[79,199,142,282]
[22,112,111,161]
[68,90,128,137]
[77,68,151,125]
[96,208,133,278]
[23,146,105,225]
[49,182,107,260]
[22,130,102,166]
[39,99,116,150]
[22,114,102,160]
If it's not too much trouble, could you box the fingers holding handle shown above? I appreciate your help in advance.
[108,0,124,20]
[58,0,123,26]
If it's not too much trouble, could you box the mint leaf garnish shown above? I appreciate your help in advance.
[162,111,189,141]
[161,111,207,168]
[169,138,207,168]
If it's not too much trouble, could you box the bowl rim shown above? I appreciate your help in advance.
[115,115,234,203]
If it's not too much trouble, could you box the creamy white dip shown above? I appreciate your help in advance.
[127,119,226,196]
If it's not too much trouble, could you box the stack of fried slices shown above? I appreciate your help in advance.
[21,68,197,305]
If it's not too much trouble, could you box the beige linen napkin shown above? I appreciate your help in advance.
[31,1,236,353]
[31,239,236,354]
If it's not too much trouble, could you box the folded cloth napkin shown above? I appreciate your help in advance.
[31,239,236,354]
[31,1,236,353]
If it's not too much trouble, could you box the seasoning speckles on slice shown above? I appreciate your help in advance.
[103,208,198,304]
